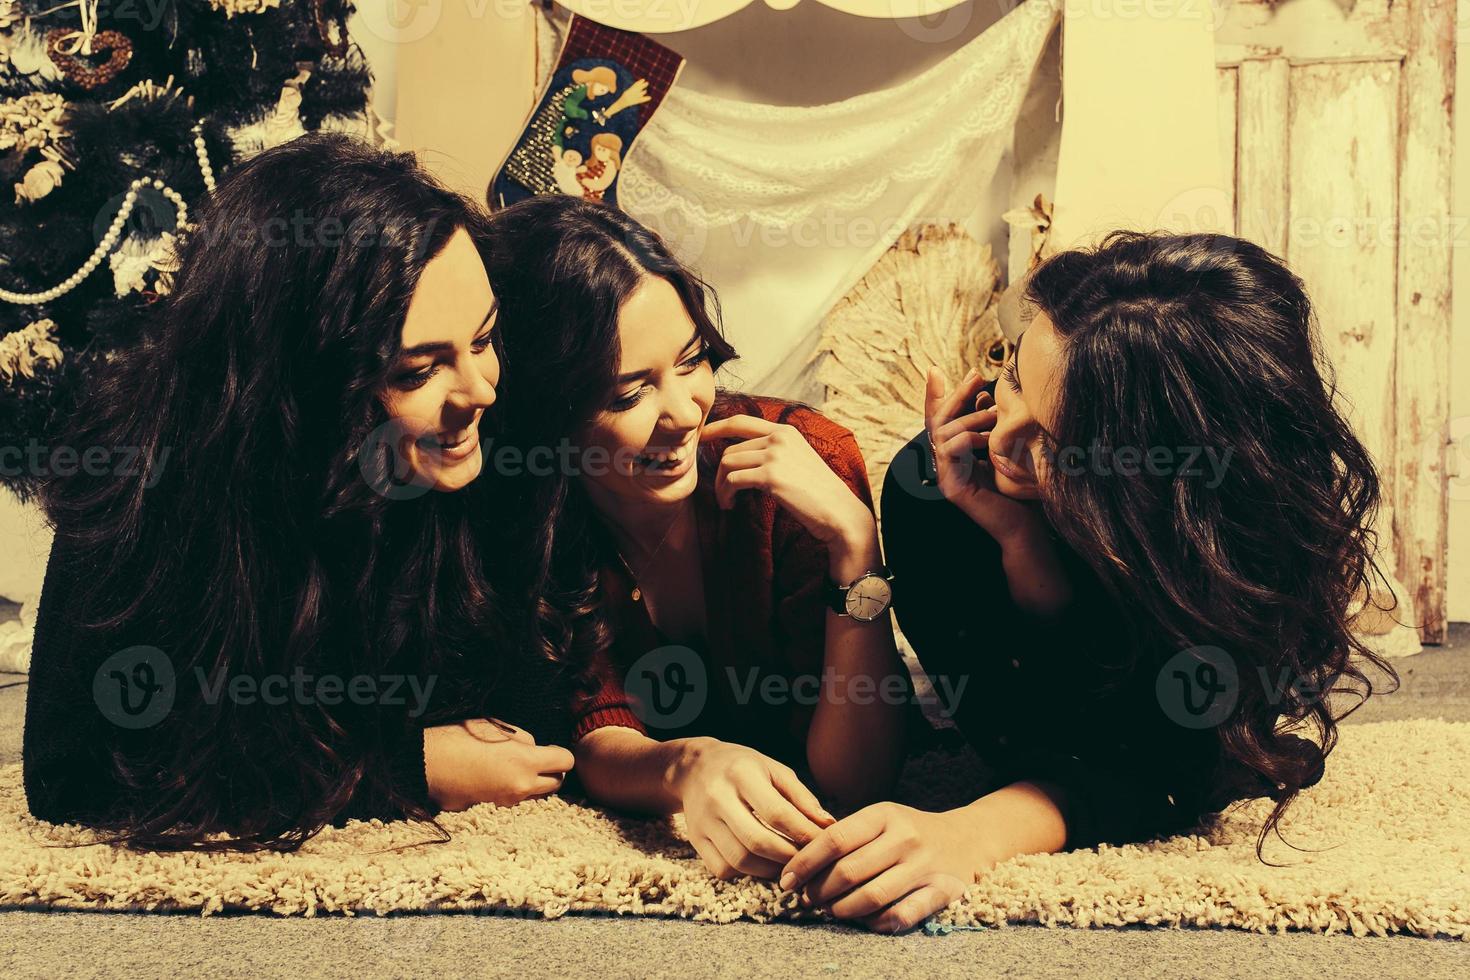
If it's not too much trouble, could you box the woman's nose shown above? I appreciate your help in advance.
[451,354,499,411]
[663,382,705,430]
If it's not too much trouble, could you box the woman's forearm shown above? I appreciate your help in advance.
[573,726,711,815]
[805,526,906,810]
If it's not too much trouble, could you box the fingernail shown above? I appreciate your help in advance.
[779,873,795,891]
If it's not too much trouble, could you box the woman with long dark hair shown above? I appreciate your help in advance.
[23,133,574,850]
[781,231,1397,932]
[483,195,910,882]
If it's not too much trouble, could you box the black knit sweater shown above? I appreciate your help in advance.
[22,526,578,835]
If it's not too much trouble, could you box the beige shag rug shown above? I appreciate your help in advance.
[2,719,1467,940]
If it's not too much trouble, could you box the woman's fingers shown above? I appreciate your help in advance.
[828,863,928,920]
[529,743,576,774]
[862,884,954,935]
[701,415,777,443]
[801,834,905,906]
[780,806,885,891]
[939,430,989,464]
[768,765,835,828]
[715,447,767,472]
[738,777,825,847]
[924,367,949,434]
[933,408,998,446]
[931,367,988,433]
[706,819,784,880]
[714,464,767,510]
[689,834,739,881]
[521,772,567,799]
[721,799,800,864]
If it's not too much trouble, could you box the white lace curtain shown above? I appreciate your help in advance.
[536,0,1060,397]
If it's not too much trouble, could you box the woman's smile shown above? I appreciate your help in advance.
[635,430,698,478]
[425,417,481,462]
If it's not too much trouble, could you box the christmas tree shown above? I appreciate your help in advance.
[0,0,385,500]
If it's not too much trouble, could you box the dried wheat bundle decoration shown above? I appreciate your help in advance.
[812,223,1010,508]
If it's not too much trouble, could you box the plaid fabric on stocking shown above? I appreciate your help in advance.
[490,15,684,211]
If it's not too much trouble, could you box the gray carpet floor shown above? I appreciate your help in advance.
[1,622,1466,979]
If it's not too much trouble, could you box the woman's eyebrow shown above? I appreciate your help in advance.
[615,330,702,384]
[399,302,499,358]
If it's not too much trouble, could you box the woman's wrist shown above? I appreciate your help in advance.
[825,512,883,581]
[665,735,721,802]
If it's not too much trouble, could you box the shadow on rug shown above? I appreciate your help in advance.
[1,719,1465,940]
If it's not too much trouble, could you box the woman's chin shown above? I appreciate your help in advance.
[425,447,485,493]
[637,464,699,503]
[994,470,1041,500]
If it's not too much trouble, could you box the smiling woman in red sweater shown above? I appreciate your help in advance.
[483,196,909,882]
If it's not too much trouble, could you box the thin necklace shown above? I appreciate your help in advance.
[609,503,689,603]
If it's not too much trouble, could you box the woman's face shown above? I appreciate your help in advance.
[578,276,716,511]
[990,311,1064,500]
[380,226,501,493]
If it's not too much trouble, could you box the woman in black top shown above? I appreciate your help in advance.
[23,134,574,850]
[781,232,1395,932]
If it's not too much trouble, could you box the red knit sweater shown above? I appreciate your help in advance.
[572,393,875,767]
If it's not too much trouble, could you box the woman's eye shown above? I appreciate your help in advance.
[1003,358,1021,393]
[610,387,646,412]
[395,365,438,390]
[678,346,709,372]
[471,331,494,353]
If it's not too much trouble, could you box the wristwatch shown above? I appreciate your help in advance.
[825,568,895,623]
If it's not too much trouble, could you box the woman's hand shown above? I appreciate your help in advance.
[780,782,1069,933]
[702,415,874,555]
[924,367,1043,545]
[423,718,575,811]
[777,801,991,933]
[673,737,837,881]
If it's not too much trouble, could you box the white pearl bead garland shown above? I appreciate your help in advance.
[2,123,217,306]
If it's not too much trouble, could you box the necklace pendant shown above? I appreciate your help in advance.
[631,587,642,602]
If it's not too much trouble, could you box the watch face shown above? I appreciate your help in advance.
[844,574,893,622]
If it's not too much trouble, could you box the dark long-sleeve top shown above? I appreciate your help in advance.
[880,412,1316,848]
[22,525,577,832]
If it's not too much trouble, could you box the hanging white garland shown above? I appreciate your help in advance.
[0,123,216,306]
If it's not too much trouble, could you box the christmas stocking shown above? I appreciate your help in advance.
[491,15,683,211]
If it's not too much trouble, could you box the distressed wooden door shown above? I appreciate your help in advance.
[1212,0,1455,642]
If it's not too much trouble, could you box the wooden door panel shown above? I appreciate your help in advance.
[1215,0,1453,641]
[1285,60,1402,545]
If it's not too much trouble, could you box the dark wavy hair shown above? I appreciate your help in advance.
[481,196,737,676]
[1023,231,1399,856]
[37,132,508,851]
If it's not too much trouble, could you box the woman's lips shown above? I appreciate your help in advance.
[988,447,1032,484]
[433,425,480,462]
[636,433,697,478]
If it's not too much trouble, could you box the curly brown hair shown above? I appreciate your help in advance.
[1023,231,1399,857]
